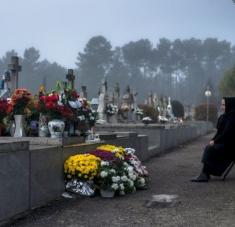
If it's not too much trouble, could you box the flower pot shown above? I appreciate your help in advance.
[39,114,49,137]
[48,119,65,138]
[100,189,115,198]
[13,115,25,137]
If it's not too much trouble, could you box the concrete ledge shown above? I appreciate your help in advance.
[0,136,85,146]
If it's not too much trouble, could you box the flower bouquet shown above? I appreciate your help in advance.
[9,88,33,137]
[64,144,148,198]
[10,88,33,115]
[105,104,118,116]
[64,154,101,196]
[38,91,72,120]
[96,160,138,196]
[0,99,10,122]
[64,154,101,181]
[0,98,11,136]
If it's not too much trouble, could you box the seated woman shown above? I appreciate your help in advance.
[192,97,235,182]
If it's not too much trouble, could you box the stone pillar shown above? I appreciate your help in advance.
[81,86,88,99]
[8,56,22,93]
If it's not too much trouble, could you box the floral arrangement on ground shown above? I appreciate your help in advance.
[64,144,148,197]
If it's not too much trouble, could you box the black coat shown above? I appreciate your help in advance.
[202,97,235,176]
[212,111,235,153]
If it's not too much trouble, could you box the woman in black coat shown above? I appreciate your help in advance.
[192,97,235,182]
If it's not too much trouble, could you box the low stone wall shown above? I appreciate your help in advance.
[96,121,213,159]
[0,121,213,225]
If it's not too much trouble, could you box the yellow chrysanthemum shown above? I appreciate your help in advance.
[96,144,125,158]
[64,154,100,180]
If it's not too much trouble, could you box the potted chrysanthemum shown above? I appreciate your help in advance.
[97,160,119,197]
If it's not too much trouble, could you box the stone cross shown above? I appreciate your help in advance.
[148,92,154,106]
[66,69,75,90]
[113,83,120,106]
[8,56,21,93]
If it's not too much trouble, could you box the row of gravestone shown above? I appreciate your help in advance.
[0,56,175,124]
[94,78,175,124]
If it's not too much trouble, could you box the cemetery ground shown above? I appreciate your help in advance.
[9,132,235,227]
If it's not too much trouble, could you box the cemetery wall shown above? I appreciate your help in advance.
[0,121,212,225]
[96,121,213,160]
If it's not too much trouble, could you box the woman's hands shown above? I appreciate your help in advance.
[209,140,214,146]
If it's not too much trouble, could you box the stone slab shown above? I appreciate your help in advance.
[30,146,64,209]
[0,149,30,222]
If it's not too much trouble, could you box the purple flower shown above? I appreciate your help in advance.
[87,150,119,161]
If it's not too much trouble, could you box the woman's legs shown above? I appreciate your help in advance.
[191,145,213,182]
[192,144,230,182]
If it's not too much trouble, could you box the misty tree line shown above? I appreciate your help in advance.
[1,36,235,106]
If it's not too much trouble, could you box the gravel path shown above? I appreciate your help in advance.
[9,133,235,227]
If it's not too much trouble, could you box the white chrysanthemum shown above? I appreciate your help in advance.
[121,175,128,181]
[110,169,116,174]
[128,180,134,187]
[112,176,118,182]
[100,171,108,178]
[101,161,109,166]
[129,173,137,181]
[116,176,121,181]
[123,162,129,167]
[111,183,119,190]
[127,166,134,172]
[119,183,124,191]
[139,177,145,185]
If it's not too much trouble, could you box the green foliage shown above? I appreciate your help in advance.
[219,64,235,97]
[138,104,159,123]
[1,37,235,106]
[76,36,113,98]
[194,104,218,124]
[171,100,184,118]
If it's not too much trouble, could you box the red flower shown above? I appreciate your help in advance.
[72,91,79,98]
[0,99,8,113]
[47,94,59,103]
[39,95,47,102]
[46,101,56,109]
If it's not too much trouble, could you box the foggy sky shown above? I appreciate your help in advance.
[1,0,235,68]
